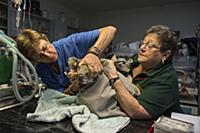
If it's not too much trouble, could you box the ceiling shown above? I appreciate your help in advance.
[58,0,196,14]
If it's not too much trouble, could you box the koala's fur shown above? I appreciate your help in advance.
[64,56,133,95]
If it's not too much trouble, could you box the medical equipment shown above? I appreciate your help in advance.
[154,116,194,133]
[195,24,200,115]
[11,0,22,7]
[0,30,41,111]
[11,0,23,28]
[10,0,32,29]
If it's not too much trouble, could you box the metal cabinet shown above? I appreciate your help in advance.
[0,0,8,34]
[174,36,200,115]
[0,0,53,41]
[7,6,53,41]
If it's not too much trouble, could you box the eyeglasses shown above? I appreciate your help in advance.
[139,40,161,50]
[32,41,50,61]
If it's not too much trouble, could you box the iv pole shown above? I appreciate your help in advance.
[195,24,200,115]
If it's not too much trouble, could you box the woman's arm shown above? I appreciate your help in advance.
[112,79,152,119]
[80,26,117,75]
[92,26,117,53]
[103,59,152,119]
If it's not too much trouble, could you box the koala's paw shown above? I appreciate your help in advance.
[64,80,80,95]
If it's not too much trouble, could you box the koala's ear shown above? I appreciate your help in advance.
[111,55,117,61]
[68,57,79,69]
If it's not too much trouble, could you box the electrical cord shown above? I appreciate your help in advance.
[0,30,39,102]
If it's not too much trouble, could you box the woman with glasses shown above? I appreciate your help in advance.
[104,25,182,119]
[15,26,116,93]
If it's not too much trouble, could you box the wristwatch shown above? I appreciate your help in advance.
[110,76,120,86]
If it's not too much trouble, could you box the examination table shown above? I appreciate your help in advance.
[0,98,153,133]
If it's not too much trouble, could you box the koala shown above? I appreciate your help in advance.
[64,57,98,95]
[64,56,134,95]
[114,58,133,76]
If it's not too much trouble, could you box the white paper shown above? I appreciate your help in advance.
[171,112,200,133]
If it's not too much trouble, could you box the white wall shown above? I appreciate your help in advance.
[79,1,200,43]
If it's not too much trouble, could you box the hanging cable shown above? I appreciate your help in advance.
[28,0,32,28]
[16,4,21,28]
[22,0,26,28]
[0,30,39,102]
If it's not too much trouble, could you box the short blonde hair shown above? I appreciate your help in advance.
[15,29,48,61]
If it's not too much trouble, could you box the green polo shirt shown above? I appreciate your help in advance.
[131,56,182,119]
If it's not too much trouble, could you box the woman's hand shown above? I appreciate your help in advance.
[79,53,103,76]
[102,59,118,79]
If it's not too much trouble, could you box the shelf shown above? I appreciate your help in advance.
[29,12,50,21]
[180,95,198,106]
[0,1,8,6]
[0,16,7,20]
[180,104,198,115]
[180,87,198,96]
[9,6,50,21]
[0,0,8,34]
[0,26,7,29]
[7,6,52,40]
[173,56,197,71]
[67,25,79,30]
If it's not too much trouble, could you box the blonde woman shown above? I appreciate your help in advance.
[15,26,116,92]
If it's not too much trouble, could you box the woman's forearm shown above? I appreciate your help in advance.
[93,26,117,52]
[112,79,151,119]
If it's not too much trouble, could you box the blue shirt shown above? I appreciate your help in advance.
[36,29,99,92]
